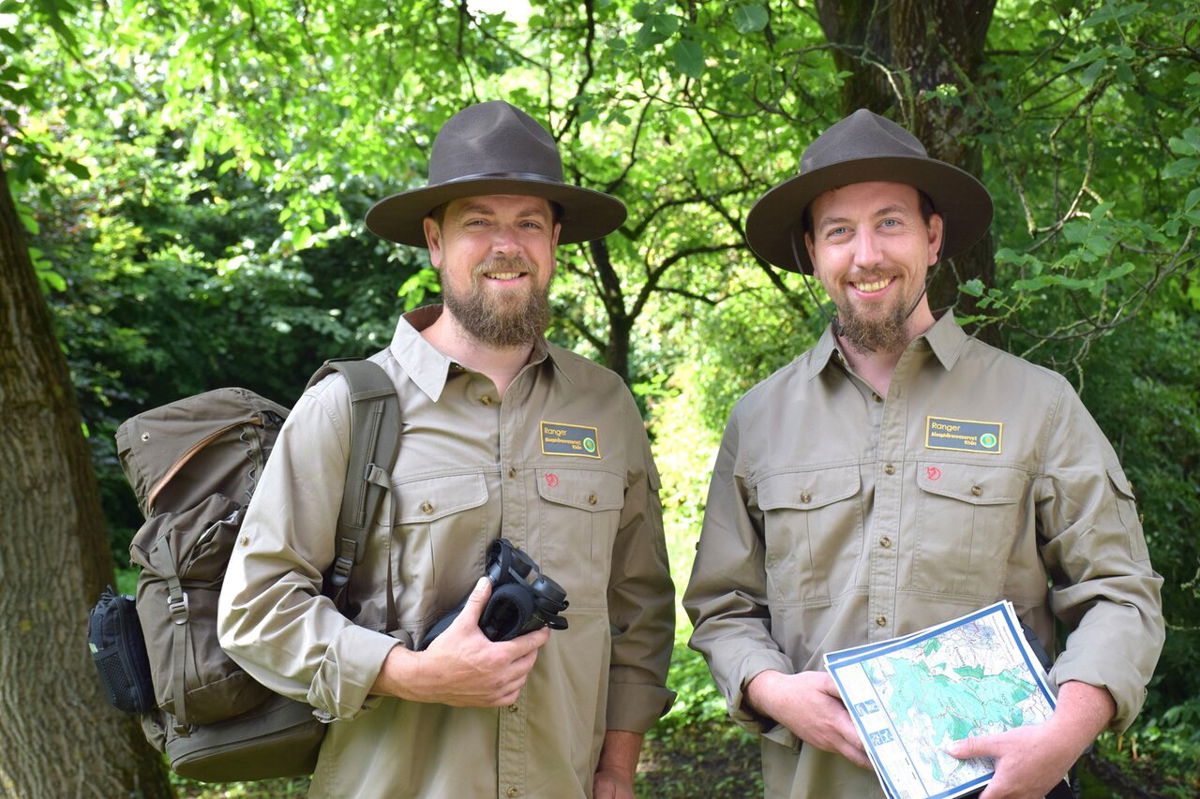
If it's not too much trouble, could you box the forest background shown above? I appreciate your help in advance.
[1,0,1197,797]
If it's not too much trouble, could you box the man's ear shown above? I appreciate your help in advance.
[423,216,443,267]
[927,213,945,266]
[804,231,819,277]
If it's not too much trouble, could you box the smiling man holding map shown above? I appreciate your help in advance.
[683,109,1164,799]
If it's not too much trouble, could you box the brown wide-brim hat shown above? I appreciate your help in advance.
[365,101,627,247]
[745,108,993,274]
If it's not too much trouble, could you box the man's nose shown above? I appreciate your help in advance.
[853,230,882,267]
[489,224,520,255]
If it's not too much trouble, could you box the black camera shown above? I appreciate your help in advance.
[418,538,568,649]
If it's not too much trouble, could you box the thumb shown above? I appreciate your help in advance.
[456,577,492,626]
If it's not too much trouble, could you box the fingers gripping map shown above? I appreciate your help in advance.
[825,602,1058,799]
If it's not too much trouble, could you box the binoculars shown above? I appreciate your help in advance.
[418,538,568,649]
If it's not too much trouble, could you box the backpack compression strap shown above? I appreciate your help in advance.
[305,359,402,611]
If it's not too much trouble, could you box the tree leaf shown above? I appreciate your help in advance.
[732,4,768,34]
[671,38,705,79]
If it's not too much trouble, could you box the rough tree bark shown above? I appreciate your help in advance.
[0,162,172,798]
[815,0,998,338]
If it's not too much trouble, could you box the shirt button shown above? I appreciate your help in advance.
[421,501,434,514]
[971,485,983,496]
[507,702,519,713]
[480,395,494,406]
[508,467,517,478]
[875,616,887,627]
[879,537,892,548]
[800,492,812,503]
[874,394,883,403]
[506,787,519,798]
[588,493,598,505]
[884,463,895,475]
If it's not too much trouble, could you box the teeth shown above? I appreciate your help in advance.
[486,272,522,280]
[855,278,891,293]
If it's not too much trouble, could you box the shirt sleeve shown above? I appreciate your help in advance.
[604,391,678,733]
[1036,378,1165,731]
[682,405,796,744]
[217,379,398,721]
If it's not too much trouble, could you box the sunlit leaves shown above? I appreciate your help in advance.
[731,3,768,34]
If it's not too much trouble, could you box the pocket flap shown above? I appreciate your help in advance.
[757,466,860,511]
[1106,466,1136,500]
[396,472,488,523]
[916,462,1024,505]
[536,468,624,511]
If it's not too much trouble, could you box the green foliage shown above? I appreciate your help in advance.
[7,0,1200,793]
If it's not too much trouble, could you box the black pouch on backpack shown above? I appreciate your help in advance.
[88,585,155,714]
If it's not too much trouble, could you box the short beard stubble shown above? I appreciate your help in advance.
[441,256,552,349]
[834,292,913,355]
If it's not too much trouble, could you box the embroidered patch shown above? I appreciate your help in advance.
[925,416,1003,455]
[540,421,601,459]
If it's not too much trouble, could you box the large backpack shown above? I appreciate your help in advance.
[93,359,400,782]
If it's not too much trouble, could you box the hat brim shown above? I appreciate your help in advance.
[365,176,627,247]
[745,156,993,273]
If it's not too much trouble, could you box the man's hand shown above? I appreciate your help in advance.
[371,577,550,707]
[945,681,1116,799]
[945,724,1075,799]
[592,730,642,799]
[745,670,871,769]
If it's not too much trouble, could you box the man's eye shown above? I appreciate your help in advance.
[828,226,849,238]
[881,218,900,228]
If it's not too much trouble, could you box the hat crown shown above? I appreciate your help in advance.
[428,101,564,186]
[801,109,928,173]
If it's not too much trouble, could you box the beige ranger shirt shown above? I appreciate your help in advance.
[218,306,675,799]
[683,312,1164,799]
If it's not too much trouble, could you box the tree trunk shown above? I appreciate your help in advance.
[815,0,999,340]
[587,236,633,383]
[0,162,173,798]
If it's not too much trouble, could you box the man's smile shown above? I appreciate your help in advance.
[852,276,894,294]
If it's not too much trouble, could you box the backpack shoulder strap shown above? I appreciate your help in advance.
[307,358,401,609]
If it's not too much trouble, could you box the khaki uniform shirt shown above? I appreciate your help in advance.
[219,306,675,799]
[683,313,1163,799]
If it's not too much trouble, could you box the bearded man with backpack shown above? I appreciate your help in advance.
[216,101,675,799]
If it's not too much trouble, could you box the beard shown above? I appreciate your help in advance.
[441,255,552,349]
[833,291,914,355]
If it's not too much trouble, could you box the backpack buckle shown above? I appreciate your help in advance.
[168,592,190,624]
[329,556,353,588]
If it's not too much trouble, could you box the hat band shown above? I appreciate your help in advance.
[441,170,562,186]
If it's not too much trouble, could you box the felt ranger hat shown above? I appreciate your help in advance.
[365,101,627,247]
[745,108,993,274]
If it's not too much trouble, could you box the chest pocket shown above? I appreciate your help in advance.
[756,466,862,604]
[536,468,625,610]
[390,472,491,630]
[912,462,1027,597]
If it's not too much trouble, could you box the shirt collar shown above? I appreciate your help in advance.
[805,309,968,381]
[806,324,843,381]
[920,310,968,370]
[388,304,562,401]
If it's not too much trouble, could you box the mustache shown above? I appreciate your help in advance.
[473,255,532,277]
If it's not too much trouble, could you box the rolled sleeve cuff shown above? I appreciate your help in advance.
[1050,656,1147,733]
[729,649,797,742]
[606,682,677,733]
[306,625,401,721]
